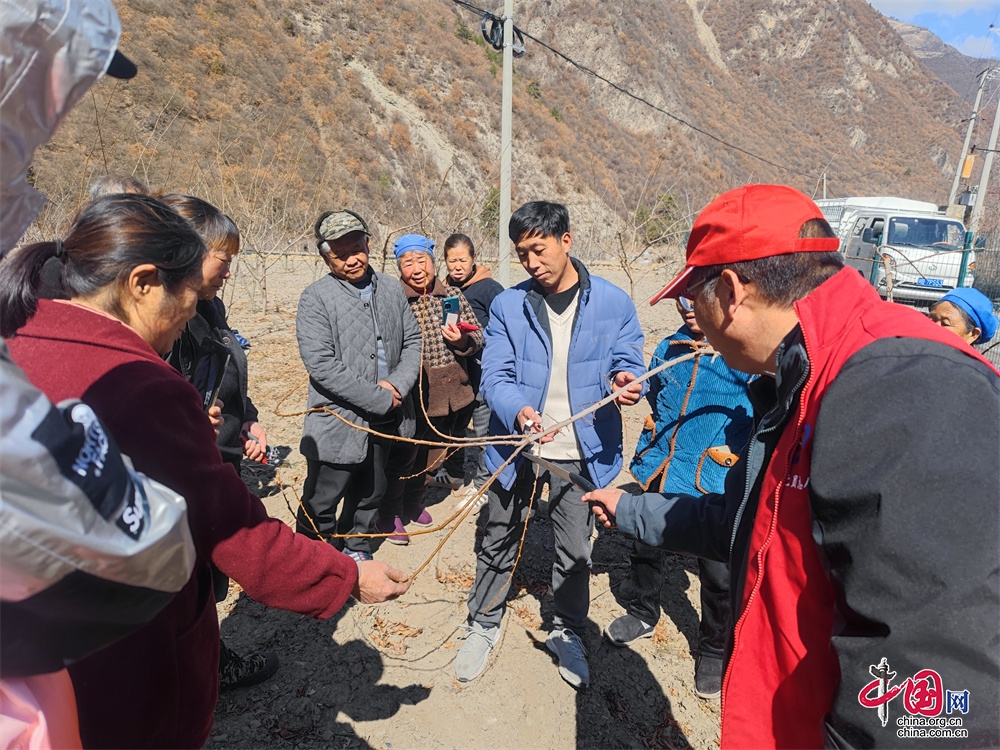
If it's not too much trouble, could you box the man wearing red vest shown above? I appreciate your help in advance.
[585,184,999,749]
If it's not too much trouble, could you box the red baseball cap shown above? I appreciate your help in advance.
[650,184,841,304]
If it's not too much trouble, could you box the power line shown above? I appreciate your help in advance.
[451,0,819,180]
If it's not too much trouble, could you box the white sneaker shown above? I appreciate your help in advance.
[454,622,501,682]
[453,483,487,511]
[546,628,590,689]
[430,467,464,489]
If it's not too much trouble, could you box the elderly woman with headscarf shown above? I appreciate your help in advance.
[928,287,999,346]
[375,234,483,544]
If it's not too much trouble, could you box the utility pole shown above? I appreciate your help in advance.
[496,0,514,286]
[949,69,990,206]
[969,96,1000,235]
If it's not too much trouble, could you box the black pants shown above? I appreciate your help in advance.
[439,400,477,481]
[391,401,477,515]
[297,437,390,555]
[626,541,731,659]
[376,440,420,520]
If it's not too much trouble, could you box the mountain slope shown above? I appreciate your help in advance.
[886,18,998,105]
[27,0,971,259]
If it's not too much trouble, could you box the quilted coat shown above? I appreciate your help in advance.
[297,269,422,464]
[481,259,646,490]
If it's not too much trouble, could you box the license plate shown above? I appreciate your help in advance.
[916,277,943,288]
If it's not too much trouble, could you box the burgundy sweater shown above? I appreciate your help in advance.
[9,301,358,749]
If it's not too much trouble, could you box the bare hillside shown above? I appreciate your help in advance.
[27,0,970,258]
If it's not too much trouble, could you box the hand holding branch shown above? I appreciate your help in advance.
[353,560,411,603]
[613,371,643,406]
[516,406,558,443]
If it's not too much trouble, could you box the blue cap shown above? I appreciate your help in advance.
[394,234,435,260]
[939,288,998,344]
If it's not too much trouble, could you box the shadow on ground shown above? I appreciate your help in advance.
[212,597,430,748]
[469,486,693,750]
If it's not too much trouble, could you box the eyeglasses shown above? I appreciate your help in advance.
[679,272,720,306]
[678,296,694,312]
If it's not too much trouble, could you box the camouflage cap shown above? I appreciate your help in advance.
[314,209,370,243]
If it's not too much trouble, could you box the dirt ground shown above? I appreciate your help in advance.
[206,250,724,750]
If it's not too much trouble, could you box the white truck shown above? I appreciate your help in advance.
[815,197,975,307]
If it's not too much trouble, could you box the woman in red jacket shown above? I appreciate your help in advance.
[0,194,410,749]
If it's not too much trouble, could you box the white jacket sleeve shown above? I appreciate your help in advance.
[0,341,196,677]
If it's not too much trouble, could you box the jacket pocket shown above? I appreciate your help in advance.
[695,445,740,494]
[707,445,739,467]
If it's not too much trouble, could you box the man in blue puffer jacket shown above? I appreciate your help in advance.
[454,201,646,689]
[607,298,753,700]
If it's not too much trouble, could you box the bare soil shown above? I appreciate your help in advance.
[207,253,723,750]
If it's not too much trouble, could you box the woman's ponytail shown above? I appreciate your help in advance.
[0,241,62,337]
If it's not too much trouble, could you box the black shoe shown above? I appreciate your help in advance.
[219,642,280,693]
[695,655,723,699]
[604,614,655,646]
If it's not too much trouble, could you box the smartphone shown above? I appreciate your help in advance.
[190,338,231,413]
[441,296,460,328]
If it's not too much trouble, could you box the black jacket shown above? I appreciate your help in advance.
[617,329,1000,748]
[451,265,503,392]
[170,297,257,470]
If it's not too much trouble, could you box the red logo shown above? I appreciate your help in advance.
[860,668,944,717]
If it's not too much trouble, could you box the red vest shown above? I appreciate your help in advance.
[720,269,997,749]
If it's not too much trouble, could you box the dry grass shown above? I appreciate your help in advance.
[368,615,423,655]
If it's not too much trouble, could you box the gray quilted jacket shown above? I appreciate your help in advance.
[296,270,422,463]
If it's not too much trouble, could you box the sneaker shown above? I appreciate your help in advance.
[454,622,502,682]
[604,614,655,646]
[219,642,279,693]
[695,655,723,699]
[344,549,373,563]
[403,508,433,527]
[375,515,408,545]
[453,483,487,511]
[546,627,590,689]
[429,467,464,489]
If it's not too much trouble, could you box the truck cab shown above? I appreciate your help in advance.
[817,197,974,307]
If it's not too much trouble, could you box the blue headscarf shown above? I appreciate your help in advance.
[938,288,998,344]
[393,234,435,260]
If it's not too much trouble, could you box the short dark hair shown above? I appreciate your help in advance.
[508,201,569,243]
[695,219,843,307]
[444,233,476,258]
[0,194,205,337]
[88,173,149,201]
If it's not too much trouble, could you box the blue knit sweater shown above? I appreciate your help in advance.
[630,326,753,494]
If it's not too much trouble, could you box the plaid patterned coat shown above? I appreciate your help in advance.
[401,277,484,417]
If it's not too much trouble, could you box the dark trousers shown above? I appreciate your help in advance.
[626,541,731,658]
[466,460,594,630]
[465,394,493,488]
[296,437,389,555]
[439,400,478,481]
[377,440,421,520]
[396,401,477,513]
